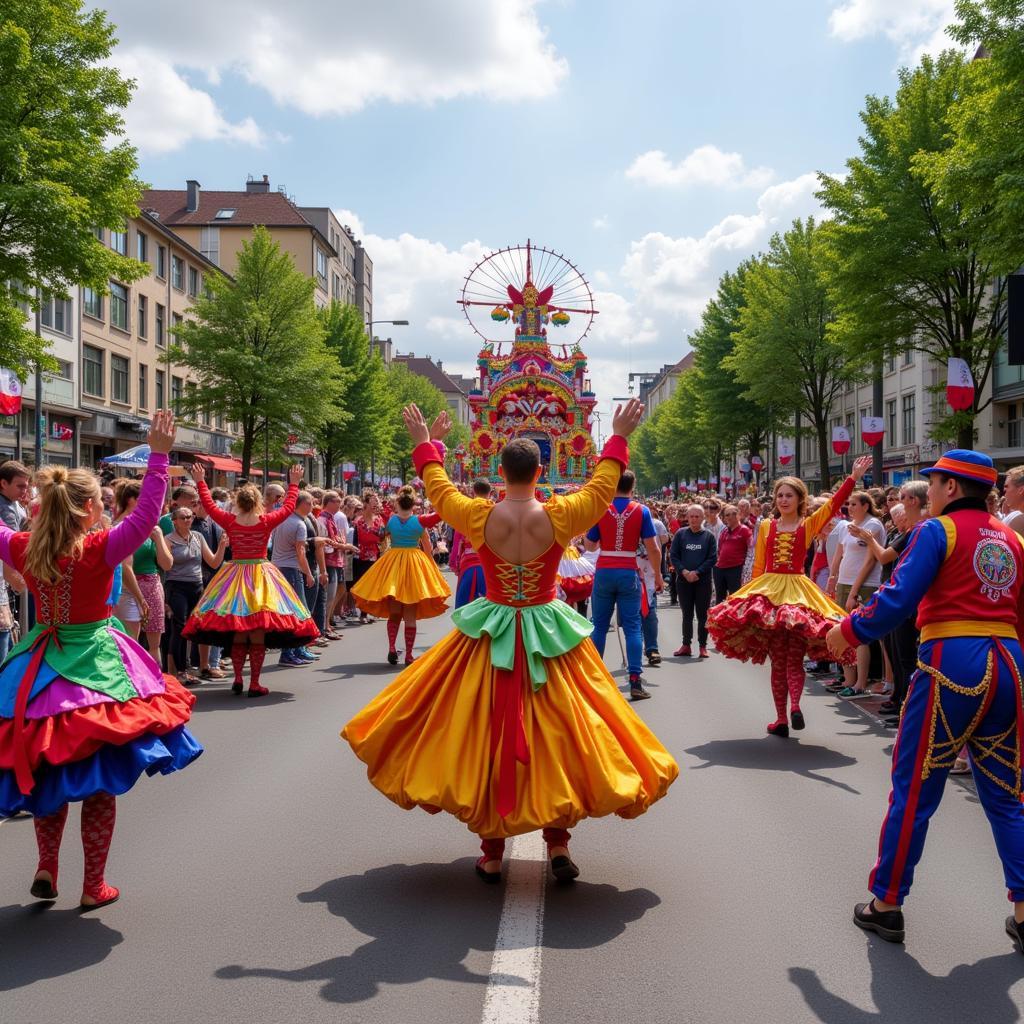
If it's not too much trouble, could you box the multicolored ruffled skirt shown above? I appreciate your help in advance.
[557,545,595,603]
[182,559,319,649]
[707,571,855,664]
[350,546,451,620]
[0,618,202,818]
[342,596,678,838]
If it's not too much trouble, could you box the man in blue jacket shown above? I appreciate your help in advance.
[670,504,717,658]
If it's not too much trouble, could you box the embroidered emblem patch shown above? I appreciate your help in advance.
[973,539,1017,602]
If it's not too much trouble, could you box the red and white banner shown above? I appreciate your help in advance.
[832,426,852,455]
[697,477,707,487]
[0,369,22,417]
[721,465,732,484]
[778,439,794,466]
[861,416,884,447]
[710,474,718,485]
[750,454,764,472]
[946,357,975,411]
[738,457,751,474]
[342,461,356,481]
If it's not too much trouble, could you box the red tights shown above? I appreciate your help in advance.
[767,630,807,724]
[480,828,572,861]
[34,793,117,900]
[231,641,266,690]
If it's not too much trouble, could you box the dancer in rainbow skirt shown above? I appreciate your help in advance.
[343,400,677,884]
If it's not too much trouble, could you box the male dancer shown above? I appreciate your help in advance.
[827,450,1024,950]
[585,471,663,700]
[450,478,491,608]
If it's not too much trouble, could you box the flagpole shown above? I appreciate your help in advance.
[34,287,42,469]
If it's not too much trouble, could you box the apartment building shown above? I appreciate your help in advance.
[393,353,470,425]
[635,353,693,420]
[78,212,240,471]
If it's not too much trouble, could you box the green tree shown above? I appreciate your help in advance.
[384,362,449,480]
[172,227,346,476]
[725,220,853,488]
[922,1,1024,273]
[819,52,1006,448]
[632,404,672,491]
[656,369,717,483]
[0,0,145,371]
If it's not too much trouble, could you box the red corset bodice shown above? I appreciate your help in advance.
[765,520,809,575]
[478,544,563,606]
[225,521,275,559]
[10,532,113,624]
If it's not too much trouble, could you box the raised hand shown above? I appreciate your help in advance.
[429,409,452,441]
[851,455,872,482]
[190,462,206,484]
[403,404,430,446]
[288,464,303,486]
[611,399,645,439]
[148,409,176,456]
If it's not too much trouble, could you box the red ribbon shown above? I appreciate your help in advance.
[12,626,61,795]
[491,610,531,818]
[639,571,650,618]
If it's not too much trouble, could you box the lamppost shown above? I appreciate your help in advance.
[365,317,409,486]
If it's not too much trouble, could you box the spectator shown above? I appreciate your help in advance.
[271,491,319,666]
[670,504,717,658]
[0,460,30,530]
[714,505,752,602]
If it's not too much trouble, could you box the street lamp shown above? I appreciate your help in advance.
[365,318,409,484]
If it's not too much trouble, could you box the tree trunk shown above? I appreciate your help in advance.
[957,415,974,449]
[241,434,253,478]
[818,425,832,490]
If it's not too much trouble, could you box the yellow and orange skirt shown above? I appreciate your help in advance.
[350,545,451,619]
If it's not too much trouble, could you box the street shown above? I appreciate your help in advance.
[2,587,1022,1024]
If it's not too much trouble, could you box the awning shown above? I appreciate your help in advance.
[199,455,244,473]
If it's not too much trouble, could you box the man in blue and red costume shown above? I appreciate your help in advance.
[827,449,1024,951]
[585,470,663,701]
[450,478,491,608]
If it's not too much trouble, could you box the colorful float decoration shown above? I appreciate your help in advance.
[458,241,599,492]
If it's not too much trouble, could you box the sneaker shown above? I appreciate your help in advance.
[298,647,320,660]
[292,651,315,664]
[838,687,871,700]
[698,646,709,659]
[674,644,692,657]
[278,652,301,666]
[646,651,662,666]
[1005,916,1024,955]
[853,901,905,943]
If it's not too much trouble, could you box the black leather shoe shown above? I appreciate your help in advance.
[853,900,905,942]
[630,685,652,701]
[1005,916,1024,954]
[767,721,789,738]
[387,651,399,665]
[790,709,805,730]
[550,854,580,883]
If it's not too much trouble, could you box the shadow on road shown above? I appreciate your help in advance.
[685,737,860,794]
[215,858,660,1004]
[789,937,1022,1022]
[0,903,123,990]
[190,689,296,711]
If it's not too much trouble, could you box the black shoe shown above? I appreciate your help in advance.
[790,709,805,730]
[883,715,901,728]
[767,721,789,738]
[1005,916,1024,954]
[231,682,243,696]
[630,685,652,701]
[387,650,398,665]
[475,858,502,884]
[879,699,899,714]
[853,900,905,943]
[550,854,580,883]
[647,651,662,666]
[30,877,58,901]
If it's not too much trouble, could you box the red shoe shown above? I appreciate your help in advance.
[766,720,790,738]
[699,646,709,658]
[247,684,270,698]
[404,654,417,665]
[674,644,692,657]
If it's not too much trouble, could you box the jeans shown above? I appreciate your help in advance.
[590,568,643,677]
[679,574,712,646]
[713,565,743,603]
[304,576,326,635]
[165,579,203,674]
[641,591,659,654]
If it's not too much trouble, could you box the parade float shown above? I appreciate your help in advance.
[457,241,599,493]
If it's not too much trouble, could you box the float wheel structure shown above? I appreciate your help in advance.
[458,240,598,347]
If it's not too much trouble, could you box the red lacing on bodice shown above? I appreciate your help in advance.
[478,544,562,606]
[765,520,809,574]
[225,522,275,560]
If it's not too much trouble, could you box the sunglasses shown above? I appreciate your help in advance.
[176,513,194,520]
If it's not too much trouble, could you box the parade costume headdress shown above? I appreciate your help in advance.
[920,449,997,487]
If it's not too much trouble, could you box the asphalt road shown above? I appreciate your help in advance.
[2,585,1023,1024]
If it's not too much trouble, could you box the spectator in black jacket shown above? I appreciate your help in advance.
[670,504,717,658]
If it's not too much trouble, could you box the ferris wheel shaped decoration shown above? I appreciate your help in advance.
[458,240,598,346]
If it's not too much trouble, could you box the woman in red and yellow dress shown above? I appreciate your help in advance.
[707,456,871,737]
[342,401,678,883]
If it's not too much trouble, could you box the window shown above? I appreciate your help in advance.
[1009,403,1020,449]
[138,363,148,410]
[110,282,128,331]
[216,412,225,431]
[171,312,182,345]
[49,359,73,381]
[200,226,220,266]
[214,208,235,220]
[316,247,328,282]
[110,228,127,255]
[332,272,340,299]
[83,345,104,397]
[886,399,896,445]
[845,378,854,394]
[111,354,129,404]
[885,353,896,374]
[188,266,199,297]
[156,245,166,279]
[92,227,104,243]
[136,231,148,263]
[903,349,914,367]
[187,381,199,422]
[40,294,72,334]
[155,369,165,410]
[171,375,183,413]
[83,287,103,320]
[902,393,916,445]
[171,254,183,290]
[155,303,165,347]
[137,294,147,338]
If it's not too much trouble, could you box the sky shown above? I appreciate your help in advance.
[103,0,964,427]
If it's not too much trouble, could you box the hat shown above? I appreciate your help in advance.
[920,449,997,487]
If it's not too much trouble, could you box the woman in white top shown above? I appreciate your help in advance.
[1003,465,1024,536]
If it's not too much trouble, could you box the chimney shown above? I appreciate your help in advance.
[245,174,270,194]
[186,179,201,213]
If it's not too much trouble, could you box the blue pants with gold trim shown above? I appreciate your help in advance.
[454,566,485,609]
[870,636,1024,904]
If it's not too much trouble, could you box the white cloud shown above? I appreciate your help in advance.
[104,0,568,153]
[593,215,610,230]
[828,0,958,61]
[626,145,774,190]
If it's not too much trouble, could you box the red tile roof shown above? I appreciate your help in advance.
[394,355,463,394]
[141,189,312,228]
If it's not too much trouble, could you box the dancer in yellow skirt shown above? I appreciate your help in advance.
[350,483,451,664]
[342,400,678,883]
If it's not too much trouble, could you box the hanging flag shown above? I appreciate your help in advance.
[946,357,975,411]
[778,439,794,466]
[342,461,356,481]
[750,454,765,473]
[721,468,732,484]
[0,369,22,417]
[861,416,884,447]
[697,476,707,487]
[832,426,852,455]
[738,457,751,474]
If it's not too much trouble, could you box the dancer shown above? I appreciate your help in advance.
[451,479,492,608]
[342,401,678,884]
[556,536,595,614]
[708,456,870,737]
[183,463,317,697]
[827,450,1024,949]
[0,411,202,908]
[350,484,451,664]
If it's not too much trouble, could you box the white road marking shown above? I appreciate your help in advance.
[480,831,547,1024]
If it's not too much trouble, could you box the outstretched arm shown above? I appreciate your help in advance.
[263,467,303,529]
[407,405,479,537]
[802,456,871,542]
[195,479,235,530]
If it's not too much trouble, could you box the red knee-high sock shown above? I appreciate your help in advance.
[387,618,400,653]
[34,803,69,885]
[767,633,789,722]
[542,827,571,851]
[81,793,117,902]
[480,837,506,861]
[248,644,266,688]
[231,642,247,684]
[404,624,416,658]
[787,638,807,710]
